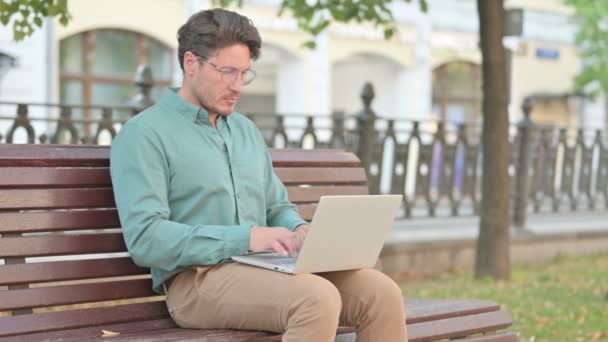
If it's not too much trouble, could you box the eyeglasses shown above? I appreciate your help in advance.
[193,53,256,86]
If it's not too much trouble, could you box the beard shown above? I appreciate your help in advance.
[196,93,237,117]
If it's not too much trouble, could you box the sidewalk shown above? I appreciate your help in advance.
[380,210,608,277]
[388,210,608,244]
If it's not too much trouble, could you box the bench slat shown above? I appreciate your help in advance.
[270,149,361,167]
[0,257,146,286]
[0,167,366,188]
[0,232,126,258]
[0,209,120,234]
[0,188,115,210]
[287,185,369,203]
[0,167,111,188]
[0,301,168,338]
[295,204,316,221]
[0,145,110,167]
[404,298,499,324]
[408,310,513,342]
[0,318,177,342]
[456,332,518,342]
[0,145,361,168]
[274,167,366,185]
[0,279,156,311]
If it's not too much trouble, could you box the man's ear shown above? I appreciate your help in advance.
[183,52,198,77]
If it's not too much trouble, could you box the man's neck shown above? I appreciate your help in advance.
[177,87,219,128]
[208,113,219,128]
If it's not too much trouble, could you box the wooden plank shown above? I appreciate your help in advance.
[78,328,279,342]
[0,188,115,210]
[0,209,120,234]
[408,310,513,342]
[0,257,147,286]
[0,232,126,258]
[404,298,500,324]
[0,279,155,311]
[457,332,517,341]
[0,301,168,338]
[0,319,177,342]
[0,145,361,168]
[0,322,355,342]
[287,185,369,203]
[274,167,367,185]
[270,149,361,168]
[296,204,316,221]
[0,167,111,188]
[0,144,110,167]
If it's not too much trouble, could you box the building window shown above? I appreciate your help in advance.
[59,29,173,115]
[432,62,481,123]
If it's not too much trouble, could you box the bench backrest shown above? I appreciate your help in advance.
[0,144,367,337]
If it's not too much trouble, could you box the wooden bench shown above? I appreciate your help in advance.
[0,144,516,341]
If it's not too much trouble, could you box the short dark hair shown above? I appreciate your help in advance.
[177,8,262,70]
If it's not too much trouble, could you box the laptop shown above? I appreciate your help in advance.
[231,194,402,274]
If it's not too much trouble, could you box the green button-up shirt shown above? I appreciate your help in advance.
[110,88,307,294]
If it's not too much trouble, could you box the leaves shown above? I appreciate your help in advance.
[211,0,429,49]
[562,0,608,96]
[0,0,72,41]
[101,329,120,338]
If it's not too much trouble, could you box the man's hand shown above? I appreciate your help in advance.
[294,225,309,253]
[249,226,308,257]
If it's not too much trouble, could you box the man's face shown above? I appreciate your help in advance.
[188,44,252,116]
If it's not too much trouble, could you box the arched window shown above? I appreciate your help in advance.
[60,29,174,114]
[432,62,481,123]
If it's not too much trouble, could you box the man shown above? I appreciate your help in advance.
[110,8,407,342]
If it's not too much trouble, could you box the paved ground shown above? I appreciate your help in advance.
[388,209,608,243]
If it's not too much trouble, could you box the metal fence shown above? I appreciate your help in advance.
[1,67,607,226]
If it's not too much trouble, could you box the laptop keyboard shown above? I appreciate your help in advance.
[266,257,296,268]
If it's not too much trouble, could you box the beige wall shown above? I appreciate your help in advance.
[511,42,580,124]
[55,0,184,47]
[506,0,574,15]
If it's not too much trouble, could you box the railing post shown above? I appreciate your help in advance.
[127,64,155,116]
[513,96,534,229]
[356,82,377,178]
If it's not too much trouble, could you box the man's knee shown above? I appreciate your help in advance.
[354,269,404,308]
[291,274,342,320]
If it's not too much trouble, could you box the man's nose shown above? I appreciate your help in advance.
[230,79,244,94]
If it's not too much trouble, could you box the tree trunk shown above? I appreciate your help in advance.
[475,0,511,280]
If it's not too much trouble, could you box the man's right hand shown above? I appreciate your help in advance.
[249,227,303,257]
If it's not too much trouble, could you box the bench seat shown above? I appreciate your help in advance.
[0,144,515,341]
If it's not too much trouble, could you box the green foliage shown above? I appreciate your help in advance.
[0,0,427,46]
[212,0,428,48]
[401,254,608,341]
[0,0,70,41]
[563,0,608,97]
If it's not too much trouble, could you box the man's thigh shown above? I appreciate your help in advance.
[166,263,338,332]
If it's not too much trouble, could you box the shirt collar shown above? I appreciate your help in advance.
[161,87,219,125]
[160,87,232,126]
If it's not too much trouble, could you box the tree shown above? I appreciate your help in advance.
[1,0,513,280]
[474,0,511,280]
[0,0,428,44]
[563,0,608,120]
[0,0,70,41]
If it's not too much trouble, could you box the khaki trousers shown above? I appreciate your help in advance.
[165,263,407,342]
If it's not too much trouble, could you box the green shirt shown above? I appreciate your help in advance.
[110,88,307,294]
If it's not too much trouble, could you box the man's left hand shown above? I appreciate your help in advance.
[293,225,309,255]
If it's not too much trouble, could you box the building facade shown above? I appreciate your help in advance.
[0,0,604,137]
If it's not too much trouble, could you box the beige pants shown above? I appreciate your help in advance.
[165,263,407,342]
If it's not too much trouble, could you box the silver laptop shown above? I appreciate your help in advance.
[231,195,402,274]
